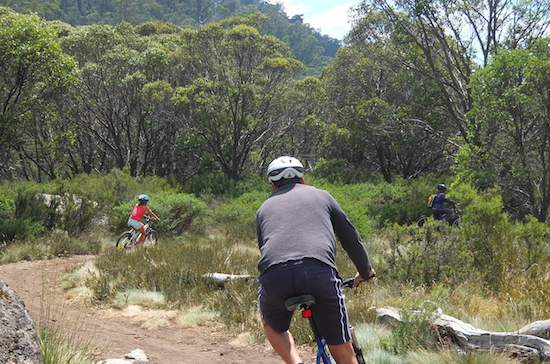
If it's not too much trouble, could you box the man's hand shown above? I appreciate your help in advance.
[352,268,376,288]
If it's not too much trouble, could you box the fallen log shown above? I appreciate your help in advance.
[520,319,550,340]
[202,273,252,285]
[375,306,550,360]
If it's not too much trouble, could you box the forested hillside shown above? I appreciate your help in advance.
[3,0,550,223]
[0,0,341,75]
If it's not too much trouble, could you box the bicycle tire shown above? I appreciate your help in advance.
[417,215,430,227]
[350,326,366,364]
[116,232,133,250]
[451,216,461,228]
[144,229,158,246]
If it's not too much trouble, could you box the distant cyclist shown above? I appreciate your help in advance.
[127,194,160,247]
[431,184,457,222]
[256,156,375,364]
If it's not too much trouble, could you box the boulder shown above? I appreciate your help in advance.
[0,280,43,364]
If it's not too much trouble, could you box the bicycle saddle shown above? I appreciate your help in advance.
[285,294,316,311]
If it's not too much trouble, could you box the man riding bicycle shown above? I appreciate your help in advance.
[256,156,375,364]
[431,184,457,222]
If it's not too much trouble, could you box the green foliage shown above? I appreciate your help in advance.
[39,321,96,364]
[0,218,45,242]
[0,1,340,75]
[0,242,50,265]
[312,158,357,184]
[365,176,447,227]
[316,175,452,237]
[463,42,550,222]
[0,171,177,241]
[0,8,78,181]
[381,303,440,355]
[173,19,304,181]
[150,192,209,235]
[0,189,48,241]
[378,222,470,285]
[46,230,102,257]
[459,187,512,288]
[111,191,209,235]
[319,182,374,239]
[212,191,270,239]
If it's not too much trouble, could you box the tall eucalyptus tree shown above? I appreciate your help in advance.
[60,22,183,176]
[350,0,550,145]
[0,7,78,181]
[172,16,304,180]
[464,40,550,221]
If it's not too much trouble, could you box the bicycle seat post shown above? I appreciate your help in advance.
[302,304,324,343]
[285,294,325,351]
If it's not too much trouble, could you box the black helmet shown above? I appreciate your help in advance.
[438,184,447,191]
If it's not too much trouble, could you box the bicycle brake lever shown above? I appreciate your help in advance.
[342,273,376,288]
[342,278,355,288]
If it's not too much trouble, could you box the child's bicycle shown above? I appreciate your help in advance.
[284,277,370,364]
[116,215,158,250]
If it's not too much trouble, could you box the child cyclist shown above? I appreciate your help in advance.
[128,194,160,247]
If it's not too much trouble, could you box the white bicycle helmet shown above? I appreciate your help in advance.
[267,156,304,182]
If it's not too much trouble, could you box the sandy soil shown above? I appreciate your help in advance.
[0,256,314,364]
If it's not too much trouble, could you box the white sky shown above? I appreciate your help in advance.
[267,0,362,40]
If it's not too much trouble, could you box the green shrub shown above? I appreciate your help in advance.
[52,168,176,207]
[0,217,45,242]
[381,302,440,355]
[361,176,452,227]
[0,242,50,264]
[183,172,271,198]
[460,186,514,288]
[47,230,102,257]
[377,222,470,285]
[316,182,374,238]
[0,190,49,240]
[111,192,209,235]
[212,191,270,239]
[312,158,357,184]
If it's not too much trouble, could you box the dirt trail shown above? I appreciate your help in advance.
[0,256,313,364]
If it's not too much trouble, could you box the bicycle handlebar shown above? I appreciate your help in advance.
[342,273,376,288]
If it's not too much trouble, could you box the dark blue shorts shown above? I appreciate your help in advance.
[258,259,351,345]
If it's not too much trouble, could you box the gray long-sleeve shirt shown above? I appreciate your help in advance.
[256,183,372,278]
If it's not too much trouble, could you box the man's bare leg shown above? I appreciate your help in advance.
[262,319,303,364]
[328,341,359,364]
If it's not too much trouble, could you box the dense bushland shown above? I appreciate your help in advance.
[2,171,550,363]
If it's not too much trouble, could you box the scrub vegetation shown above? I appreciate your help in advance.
[2,171,549,363]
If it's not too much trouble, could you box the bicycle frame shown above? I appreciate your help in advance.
[129,221,149,243]
[285,295,332,364]
[125,217,153,248]
[285,288,366,364]
[303,305,332,364]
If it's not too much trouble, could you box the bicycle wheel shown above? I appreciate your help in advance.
[417,215,430,227]
[144,229,158,246]
[350,326,366,364]
[116,232,133,250]
[451,215,461,228]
